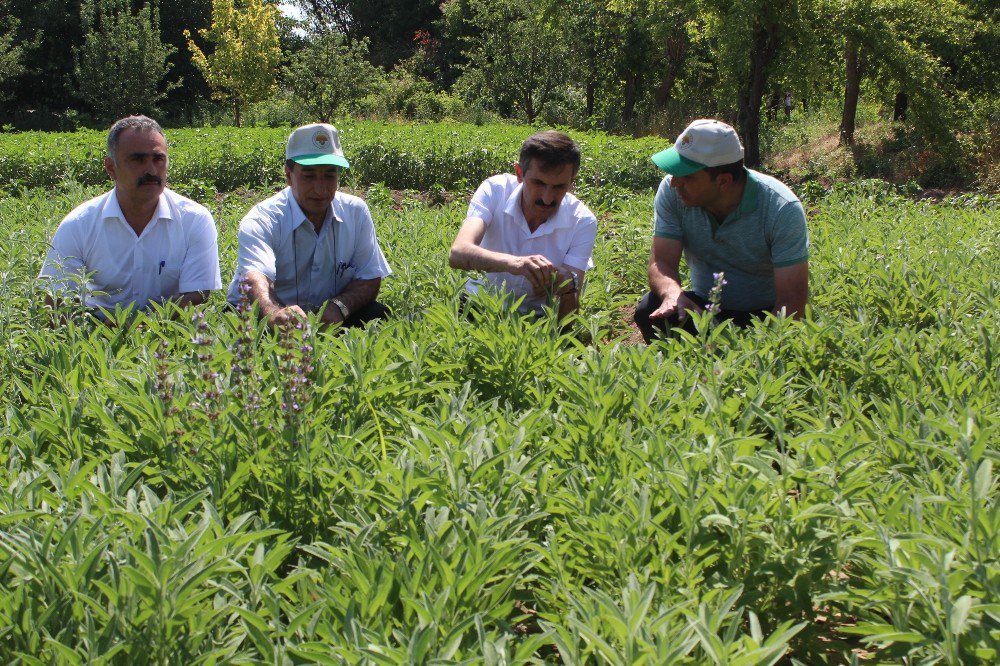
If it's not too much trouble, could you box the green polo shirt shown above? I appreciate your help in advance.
[653,169,808,311]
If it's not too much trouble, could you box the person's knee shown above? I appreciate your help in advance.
[634,292,659,327]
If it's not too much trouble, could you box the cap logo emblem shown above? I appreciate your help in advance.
[681,135,692,145]
[312,132,329,149]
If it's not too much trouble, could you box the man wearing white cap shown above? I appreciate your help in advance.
[229,123,391,327]
[634,119,809,342]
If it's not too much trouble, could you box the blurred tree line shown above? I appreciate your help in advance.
[0,0,997,173]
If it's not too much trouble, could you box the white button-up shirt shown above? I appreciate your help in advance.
[465,174,598,312]
[227,187,391,309]
[38,188,222,312]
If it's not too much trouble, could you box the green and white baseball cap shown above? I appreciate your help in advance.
[286,123,351,168]
[651,119,744,175]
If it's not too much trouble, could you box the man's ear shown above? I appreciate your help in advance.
[514,162,523,183]
[284,163,294,185]
[104,156,116,182]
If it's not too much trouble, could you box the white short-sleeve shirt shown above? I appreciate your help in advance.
[38,188,222,312]
[464,173,598,312]
[227,187,392,309]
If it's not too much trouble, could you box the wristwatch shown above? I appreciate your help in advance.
[570,272,579,293]
[331,298,350,319]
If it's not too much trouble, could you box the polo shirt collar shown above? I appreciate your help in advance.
[503,182,574,236]
[721,169,760,225]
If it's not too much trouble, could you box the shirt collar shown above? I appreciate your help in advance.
[286,187,335,233]
[105,188,172,225]
[503,181,574,236]
[720,169,759,225]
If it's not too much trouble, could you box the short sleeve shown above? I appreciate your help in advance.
[769,201,809,267]
[466,179,498,224]
[652,176,683,240]
[178,208,222,293]
[38,219,86,293]
[563,214,598,272]
[350,201,392,280]
[235,207,279,282]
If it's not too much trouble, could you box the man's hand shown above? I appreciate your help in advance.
[514,254,558,295]
[265,304,307,328]
[649,289,703,323]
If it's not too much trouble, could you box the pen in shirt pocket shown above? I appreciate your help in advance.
[159,260,165,275]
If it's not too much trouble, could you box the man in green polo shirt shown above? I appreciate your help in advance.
[634,119,809,343]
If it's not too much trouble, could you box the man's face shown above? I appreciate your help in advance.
[516,160,576,224]
[669,169,723,208]
[286,163,339,223]
[104,128,168,206]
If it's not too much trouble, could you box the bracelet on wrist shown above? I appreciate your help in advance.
[331,298,350,319]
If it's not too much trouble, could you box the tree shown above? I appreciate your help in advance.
[834,0,971,146]
[0,5,28,108]
[284,35,384,122]
[157,0,214,122]
[3,0,82,114]
[443,0,569,122]
[294,0,441,67]
[74,0,176,121]
[186,0,282,127]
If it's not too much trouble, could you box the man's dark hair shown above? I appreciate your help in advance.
[704,160,746,182]
[106,115,165,163]
[518,131,581,174]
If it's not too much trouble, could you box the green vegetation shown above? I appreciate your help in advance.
[2,0,997,188]
[0,128,997,662]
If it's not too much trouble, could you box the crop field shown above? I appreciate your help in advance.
[0,124,998,664]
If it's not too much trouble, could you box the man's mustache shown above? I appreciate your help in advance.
[534,199,557,208]
[137,174,163,186]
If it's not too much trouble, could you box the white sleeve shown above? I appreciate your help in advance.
[38,219,87,293]
[352,202,392,280]
[179,209,222,292]
[466,179,498,224]
[234,207,278,282]
[563,214,598,272]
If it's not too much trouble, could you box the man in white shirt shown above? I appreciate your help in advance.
[448,131,597,319]
[38,115,222,318]
[228,123,391,328]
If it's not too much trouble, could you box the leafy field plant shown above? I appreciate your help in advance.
[1,151,998,662]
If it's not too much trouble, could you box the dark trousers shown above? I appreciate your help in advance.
[342,300,391,328]
[633,291,768,343]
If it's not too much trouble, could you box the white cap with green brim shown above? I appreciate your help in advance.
[651,119,744,175]
[286,123,351,168]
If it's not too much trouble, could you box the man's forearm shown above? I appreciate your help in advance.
[648,261,684,300]
[320,278,381,323]
[449,243,517,274]
[242,271,284,315]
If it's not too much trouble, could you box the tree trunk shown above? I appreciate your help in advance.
[840,40,861,146]
[654,64,680,110]
[736,25,778,168]
[234,100,242,128]
[893,91,907,121]
[586,80,595,119]
[621,71,640,126]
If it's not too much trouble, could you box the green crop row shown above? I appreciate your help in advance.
[1,183,998,663]
[0,122,666,194]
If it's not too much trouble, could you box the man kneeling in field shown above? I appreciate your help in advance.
[229,123,392,328]
[38,115,222,319]
[449,131,598,319]
[634,119,809,342]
